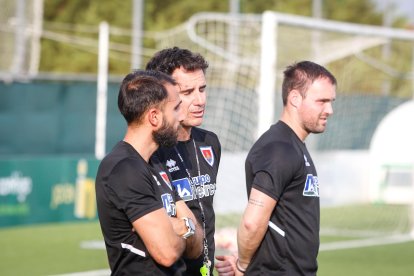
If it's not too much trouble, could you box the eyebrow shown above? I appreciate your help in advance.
[318,97,336,102]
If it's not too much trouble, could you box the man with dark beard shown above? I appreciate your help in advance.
[95,70,203,275]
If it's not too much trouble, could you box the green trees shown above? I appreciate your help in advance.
[40,0,410,74]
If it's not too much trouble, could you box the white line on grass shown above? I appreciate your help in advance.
[320,234,413,251]
[68,234,413,276]
[80,240,105,249]
[49,269,110,276]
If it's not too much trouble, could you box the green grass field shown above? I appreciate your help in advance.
[1,207,413,276]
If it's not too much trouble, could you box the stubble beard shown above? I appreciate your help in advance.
[153,119,178,148]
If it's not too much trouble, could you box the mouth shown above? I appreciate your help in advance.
[319,117,328,125]
[191,109,205,118]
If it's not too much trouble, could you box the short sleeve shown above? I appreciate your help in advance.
[251,171,278,200]
[104,158,163,223]
[249,142,298,200]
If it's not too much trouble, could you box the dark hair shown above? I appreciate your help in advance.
[118,70,176,124]
[282,61,337,105]
[145,46,209,75]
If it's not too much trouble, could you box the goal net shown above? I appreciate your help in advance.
[153,11,414,240]
[2,4,412,241]
[0,0,43,79]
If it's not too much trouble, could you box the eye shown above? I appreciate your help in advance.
[180,88,193,96]
[174,101,182,111]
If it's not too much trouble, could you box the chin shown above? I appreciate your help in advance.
[315,128,326,134]
[186,119,203,127]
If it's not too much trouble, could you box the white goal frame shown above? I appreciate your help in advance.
[184,11,414,238]
[187,11,414,137]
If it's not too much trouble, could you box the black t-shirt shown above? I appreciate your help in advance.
[152,127,221,275]
[95,141,186,275]
[245,121,320,275]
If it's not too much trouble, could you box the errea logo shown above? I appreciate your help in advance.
[166,159,180,172]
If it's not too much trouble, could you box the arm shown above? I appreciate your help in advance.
[174,200,203,259]
[132,208,186,267]
[236,188,277,275]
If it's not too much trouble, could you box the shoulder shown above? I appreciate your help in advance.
[247,127,301,169]
[251,122,299,153]
[192,127,220,145]
[192,127,221,161]
[99,142,145,175]
[111,156,148,178]
[97,154,155,196]
[248,139,296,163]
[192,127,218,140]
[152,145,176,164]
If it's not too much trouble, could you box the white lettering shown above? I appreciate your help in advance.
[168,166,180,172]
[192,183,216,199]
[0,171,32,202]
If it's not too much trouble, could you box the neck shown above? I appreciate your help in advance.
[280,110,308,142]
[177,126,192,141]
[123,125,158,162]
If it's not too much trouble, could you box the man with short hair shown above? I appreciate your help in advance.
[95,70,203,275]
[236,61,337,275]
[146,47,221,275]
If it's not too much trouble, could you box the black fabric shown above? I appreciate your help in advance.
[245,121,320,275]
[96,141,186,275]
[153,127,221,275]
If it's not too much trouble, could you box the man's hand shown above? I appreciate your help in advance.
[169,216,187,237]
[215,255,237,276]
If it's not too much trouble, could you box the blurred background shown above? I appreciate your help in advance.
[1,0,414,275]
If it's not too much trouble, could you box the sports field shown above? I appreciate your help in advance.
[1,207,413,276]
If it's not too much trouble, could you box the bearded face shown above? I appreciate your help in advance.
[152,114,179,148]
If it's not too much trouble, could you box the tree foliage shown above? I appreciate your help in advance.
[40,0,411,74]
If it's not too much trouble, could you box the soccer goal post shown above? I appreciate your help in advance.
[156,10,414,238]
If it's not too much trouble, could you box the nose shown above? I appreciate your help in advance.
[193,90,206,106]
[178,105,186,122]
[325,102,334,116]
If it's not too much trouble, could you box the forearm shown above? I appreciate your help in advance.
[236,215,267,269]
[134,209,186,267]
[162,227,187,261]
[236,188,276,272]
[174,200,204,259]
[184,217,203,259]
[170,216,203,258]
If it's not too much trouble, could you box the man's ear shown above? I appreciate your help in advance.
[289,89,302,108]
[148,108,160,127]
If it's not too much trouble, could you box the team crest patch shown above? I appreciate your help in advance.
[200,146,214,166]
[159,171,172,190]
